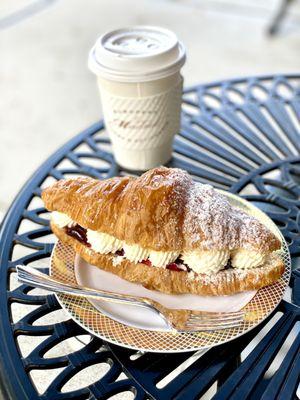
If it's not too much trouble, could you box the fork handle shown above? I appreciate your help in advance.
[16,264,153,310]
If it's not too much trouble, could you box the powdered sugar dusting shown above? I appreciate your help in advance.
[133,168,277,253]
[184,183,274,252]
[188,261,277,285]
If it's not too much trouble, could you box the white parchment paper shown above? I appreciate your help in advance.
[76,256,256,312]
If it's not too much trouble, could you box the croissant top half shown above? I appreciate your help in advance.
[42,167,281,253]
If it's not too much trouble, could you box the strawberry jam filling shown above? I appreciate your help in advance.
[142,257,190,272]
[141,259,152,267]
[65,224,90,247]
[166,262,185,271]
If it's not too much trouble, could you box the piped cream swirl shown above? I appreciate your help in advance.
[51,211,74,228]
[149,250,180,268]
[123,244,149,263]
[182,250,230,274]
[231,249,267,269]
[122,244,179,267]
[87,230,123,254]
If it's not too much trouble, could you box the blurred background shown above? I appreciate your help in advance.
[1,0,300,220]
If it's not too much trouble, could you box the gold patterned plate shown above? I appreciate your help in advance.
[50,192,291,353]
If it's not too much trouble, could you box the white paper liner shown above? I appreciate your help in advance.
[75,255,256,330]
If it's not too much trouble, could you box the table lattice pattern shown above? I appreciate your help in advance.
[0,74,300,399]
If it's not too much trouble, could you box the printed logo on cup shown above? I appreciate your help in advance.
[100,80,183,150]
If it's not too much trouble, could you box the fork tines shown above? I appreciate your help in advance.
[184,310,245,330]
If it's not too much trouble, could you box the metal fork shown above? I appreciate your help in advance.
[16,264,246,332]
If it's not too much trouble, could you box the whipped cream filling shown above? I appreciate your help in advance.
[231,249,267,269]
[123,243,149,263]
[87,230,123,254]
[52,211,75,228]
[122,243,179,267]
[149,250,180,268]
[52,212,269,274]
[182,250,230,274]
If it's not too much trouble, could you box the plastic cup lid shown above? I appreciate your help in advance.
[88,26,186,82]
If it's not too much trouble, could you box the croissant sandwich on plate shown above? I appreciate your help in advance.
[42,167,284,296]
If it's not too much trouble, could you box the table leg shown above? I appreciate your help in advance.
[267,0,295,35]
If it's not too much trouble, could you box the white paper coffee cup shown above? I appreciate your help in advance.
[88,26,186,170]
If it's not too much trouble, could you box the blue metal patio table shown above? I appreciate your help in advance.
[0,74,299,400]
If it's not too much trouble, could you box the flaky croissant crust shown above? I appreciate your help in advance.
[42,167,281,253]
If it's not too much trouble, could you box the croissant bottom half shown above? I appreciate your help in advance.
[52,223,285,296]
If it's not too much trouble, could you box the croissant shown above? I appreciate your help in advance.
[42,167,284,296]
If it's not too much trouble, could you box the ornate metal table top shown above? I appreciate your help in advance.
[0,74,299,400]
